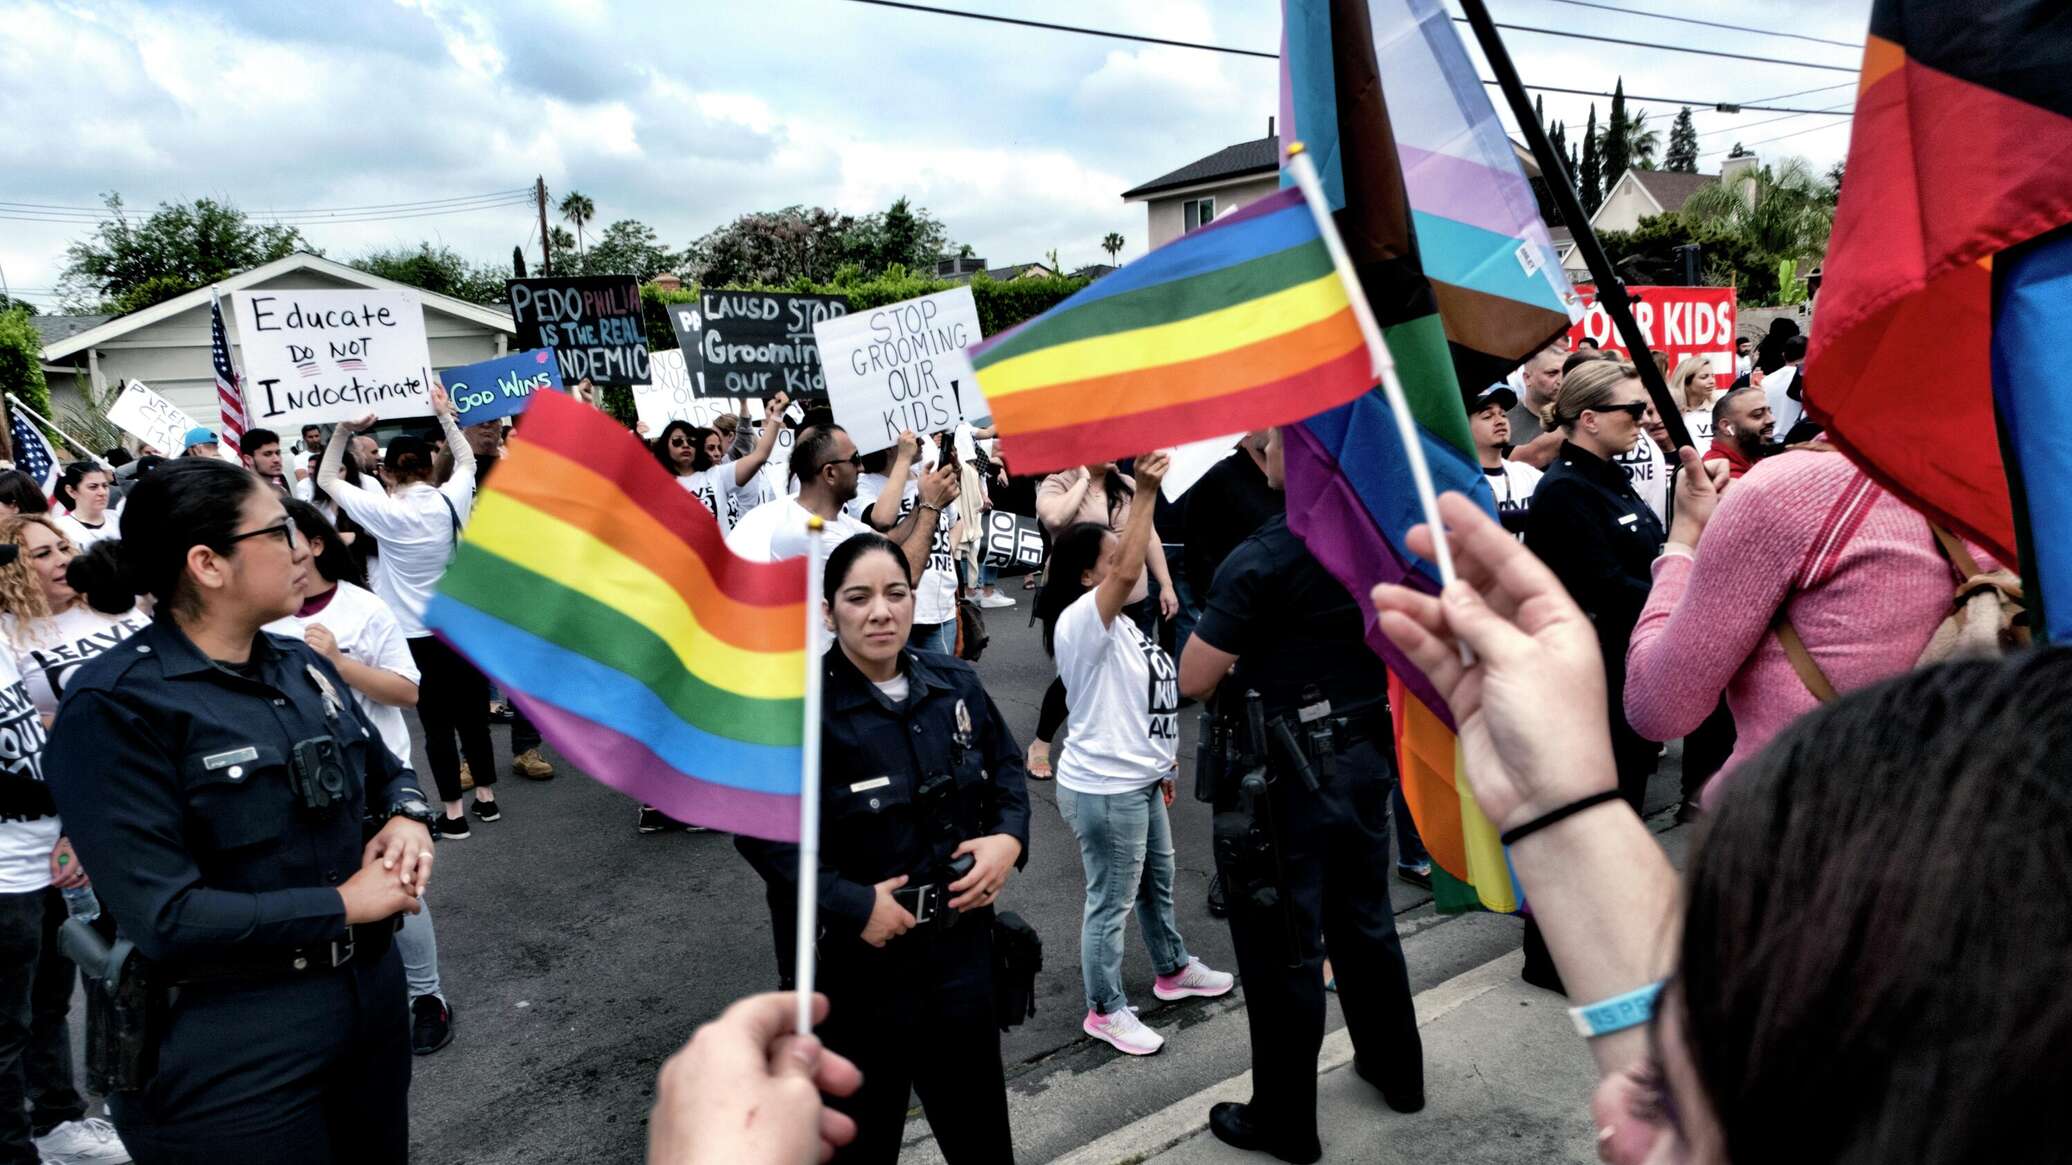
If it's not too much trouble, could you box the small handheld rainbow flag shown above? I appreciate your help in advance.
[969,185,1377,475]
[423,390,809,842]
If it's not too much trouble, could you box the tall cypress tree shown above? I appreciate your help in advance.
[1603,79,1631,194]
[1581,104,1603,214]
[1665,106,1700,172]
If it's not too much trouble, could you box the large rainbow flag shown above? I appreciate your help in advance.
[423,390,809,842]
[969,185,1376,475]
[1281,0,1576,912]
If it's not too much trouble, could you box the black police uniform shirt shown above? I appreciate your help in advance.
[43,618,420,968]
[1193,514,1389,718]
[736,647,1031,945]
[1523,440,1667,670]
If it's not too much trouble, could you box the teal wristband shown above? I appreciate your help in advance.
[1568,980,1664,1039]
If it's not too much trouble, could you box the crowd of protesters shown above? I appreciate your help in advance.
[0,311,2046,1165]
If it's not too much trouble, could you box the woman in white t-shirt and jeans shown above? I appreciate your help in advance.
[650,395,788,534]
[1036,452,1233,1058]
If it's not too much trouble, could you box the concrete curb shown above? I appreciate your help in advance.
[1044,951,1522,1165]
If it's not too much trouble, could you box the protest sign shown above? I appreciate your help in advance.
[441,348,564,427]
[1569,286,1737,384]
[694,292,847,400]
[631,348,699,432]
[106,380,197,456]
[507,276,650,386]
[815,287,981,455]
[979,511,1046,575]
[1161,433,1245,502]
[231,289,434,428]
[935,345,992,428]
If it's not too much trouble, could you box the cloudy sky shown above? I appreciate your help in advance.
[0,0,1869,311]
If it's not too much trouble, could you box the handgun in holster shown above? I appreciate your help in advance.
[59,918,165,1094]
[1207,690,1305,968]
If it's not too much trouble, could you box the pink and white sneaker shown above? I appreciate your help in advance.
[1083,1005,1165,1055]
[1154,957,1236,1001]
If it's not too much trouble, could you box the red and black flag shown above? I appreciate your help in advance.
[1806,1,2072,576]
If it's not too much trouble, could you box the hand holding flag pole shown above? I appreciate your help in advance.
[1284,143,1469,659]
[794,515,827,1036]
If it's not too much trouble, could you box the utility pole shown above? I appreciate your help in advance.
[536,176,553,277]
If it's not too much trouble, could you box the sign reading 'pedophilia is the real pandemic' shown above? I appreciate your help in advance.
[507,276,651,387]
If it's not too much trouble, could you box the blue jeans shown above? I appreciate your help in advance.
[909,619,956,655]
[1057,782,1191,1014]
[399,896,442,1002]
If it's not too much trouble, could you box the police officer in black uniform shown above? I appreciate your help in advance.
[737,531,1031,1165]
[45,456,436,1164]
[1178,427,1423,1164]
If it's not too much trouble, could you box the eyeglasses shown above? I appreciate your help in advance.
[222,518,298,550]
[815,452,864,472]
[1585,402,1649,422]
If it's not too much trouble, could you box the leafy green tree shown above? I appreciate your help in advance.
[55,373,123,455]
[838,198,951,277]
[350,243,508,304]
[546,226,578,275]
[1680,157,1834,267]
[0,296,36,317]
[559,191,596,258]
[684,198,954,287]
[1665,107,1700,173]
[1598,215,1783,302]
[1580,105,1603,214]
[0,307,52,420]
[1603,80,1631,192]
[581,219,680,281]
[60,194,309,314]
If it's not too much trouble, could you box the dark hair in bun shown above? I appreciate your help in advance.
[384,433,437,484]
[64,540,141,616]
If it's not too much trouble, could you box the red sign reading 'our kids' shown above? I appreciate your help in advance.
[1569,285,1737,382]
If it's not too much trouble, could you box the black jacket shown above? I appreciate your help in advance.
[1523,441,1666,676]
[1182,449,1281,594]
[737,647,1030,948]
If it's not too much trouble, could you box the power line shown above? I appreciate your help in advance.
[838,0,1275,58]
[1734,81,1856,106]
[1699,118,1847,158]
[1529,0,1865,50]
[1468,19,1857,72]
[1522,82,1850,117]
[0,188,534,220]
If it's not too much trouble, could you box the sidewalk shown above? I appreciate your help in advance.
[1051,951,1601,1164]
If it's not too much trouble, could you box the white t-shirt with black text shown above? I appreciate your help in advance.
[264,582,420,765]
[1053,591,1179,796]
[0,651,57,894]
[845,473,959,627]
[678,464,750,535]
[1482,460,1544,538]
[5,605,151,719]
[727,497,876,565]
[1611,434,1668,523]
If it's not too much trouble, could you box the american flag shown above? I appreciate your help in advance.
[210,288,249,450]
[8,406,57,500]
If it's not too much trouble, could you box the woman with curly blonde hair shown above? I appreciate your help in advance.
[0,516,149,721]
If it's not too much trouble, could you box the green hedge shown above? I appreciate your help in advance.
[0,307,53,433]
[608,272,1091,424]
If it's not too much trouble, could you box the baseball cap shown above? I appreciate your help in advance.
[1470,383,1517,412]
[182,426,217,448]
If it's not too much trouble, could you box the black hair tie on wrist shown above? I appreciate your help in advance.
[1499,790,1626,847]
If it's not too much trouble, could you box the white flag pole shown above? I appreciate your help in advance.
[793,515,827,1035]
[1283,143,1463,596]
[4,393,104,466]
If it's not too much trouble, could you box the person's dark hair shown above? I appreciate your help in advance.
[1755,317,1802,373]
[686,426,718,473]
[822,532,909,612]
[238,427,280,457]
[791,424,847,482]
[859,448,897,476]
[0,471,51,515]
[283,498,364,588]
[131,454,165,479]
[64,541,141,616]
[1711,386,1765,432]
[1034,522,1113,657]
[101,447,133,468]
[1680,651,2072,1163]
[53,461,111,511]
[1096,467,1133,529]
[651,420,698,476]
[1561,350,1606,377]
[383,433,437,484]
[1782,334,1809,362]
[103,458,264,615]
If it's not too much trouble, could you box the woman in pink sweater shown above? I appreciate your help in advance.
[1624,446,1983,799]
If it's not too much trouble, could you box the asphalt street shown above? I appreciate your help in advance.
[397,594,1685,1163]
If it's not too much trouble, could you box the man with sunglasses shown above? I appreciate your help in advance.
[729,423,959,591]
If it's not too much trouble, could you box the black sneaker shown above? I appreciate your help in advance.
[411,995,454,1055]
[472,797,501,823]
[638,805,668,834]
[1206,873,1229,919]
[436,814,470,840]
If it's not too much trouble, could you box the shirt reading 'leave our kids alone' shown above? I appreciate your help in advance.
[1052,590,1179,795]
[5,605,151,719]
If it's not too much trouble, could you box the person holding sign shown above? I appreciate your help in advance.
[649,394,789,535]
[317,384,494,839]
[1037,452,1234,1058]
[847,431,961,656]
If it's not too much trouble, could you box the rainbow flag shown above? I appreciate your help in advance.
[969,185,1376,475]
[423,390,809,842]
[1280,0,1575,913]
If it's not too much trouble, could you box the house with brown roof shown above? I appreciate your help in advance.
[1554,156,1763,275]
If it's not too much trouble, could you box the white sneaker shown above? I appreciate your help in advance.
[1154,956,1237,1001]
[1084,1005,1165,1055]
[976,591,1016,609]
[35,1117,131,1164]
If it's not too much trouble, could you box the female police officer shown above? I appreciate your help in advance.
[736,532,1032,1164]
[43,453,437,1164]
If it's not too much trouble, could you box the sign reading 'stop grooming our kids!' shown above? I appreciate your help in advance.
[230,289,436,428]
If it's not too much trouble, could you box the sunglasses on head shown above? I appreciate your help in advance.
[1587,401,1649,421]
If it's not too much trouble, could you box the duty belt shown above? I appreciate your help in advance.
[170,919,399,984]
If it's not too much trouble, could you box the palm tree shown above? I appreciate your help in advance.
[558,191,596,258]
[1680,157,1834,261]
[1101,232,1125,263]
[1624,110,1661,172]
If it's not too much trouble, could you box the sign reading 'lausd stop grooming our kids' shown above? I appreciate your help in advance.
[814,286,982,455]
[231,289,436,428]
[441,348,566,427]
